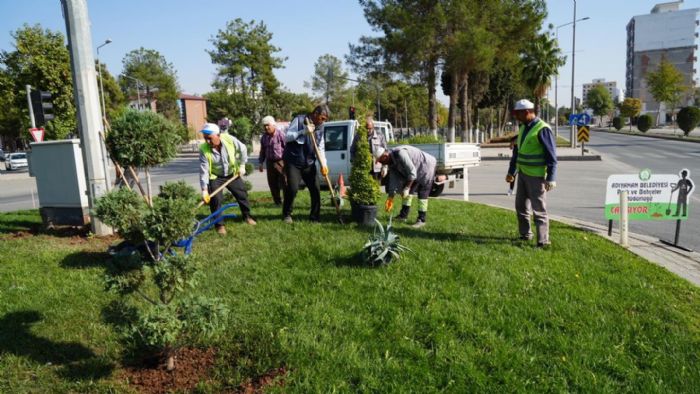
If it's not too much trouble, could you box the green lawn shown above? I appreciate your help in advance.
[1,194,699,392]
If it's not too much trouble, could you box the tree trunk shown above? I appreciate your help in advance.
[427,59,438,138]
[167,355,175,371]
[145,167,153,206]
[459,73,469,143]
[447,70,459,143]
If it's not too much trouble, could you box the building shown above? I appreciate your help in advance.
[626,1,699,123]
[582,79,624,105]
[178,94,208,140]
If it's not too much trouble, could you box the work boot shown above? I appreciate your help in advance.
[412,211,427,228]
[395,205,410,222]
[283,216,293,224]
[245,216,257,225]
[216,225,227,235]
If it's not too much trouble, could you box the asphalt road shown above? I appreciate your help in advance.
[2,133,698,250]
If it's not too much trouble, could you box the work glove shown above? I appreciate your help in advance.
[401,188,410,199]
[304,117,315,135]
[258,164,264,172]
[545,181,556,191]
[202,190,210,204]
[239,165,246,177]
[320,166,329,176]
[380,165,388,178]
[385,197,394,213]
[505,174,515,183]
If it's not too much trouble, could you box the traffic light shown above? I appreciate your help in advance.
[30,90,54,126]
[349,106,355,120]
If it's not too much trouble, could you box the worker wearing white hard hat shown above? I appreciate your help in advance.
[506,99,557,247]
[199,123,256,234]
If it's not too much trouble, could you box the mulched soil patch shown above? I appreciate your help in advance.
[237,366,288,394]
[121,347,216,394]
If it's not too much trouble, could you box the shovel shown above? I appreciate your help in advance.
[307,120,344,224]
[665,183,677,215]
[197,174,240,208]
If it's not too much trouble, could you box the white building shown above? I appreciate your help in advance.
[582,79,624,105]
[626,1,700,123]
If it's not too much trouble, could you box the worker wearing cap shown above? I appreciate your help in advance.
[350,115,387,179]
[258,115,287,205]
[506,99,557,247]
[375,145,437,228]
[199,123,256,235]
[282,105,330,223]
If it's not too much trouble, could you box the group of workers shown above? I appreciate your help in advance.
[197,98,557,247]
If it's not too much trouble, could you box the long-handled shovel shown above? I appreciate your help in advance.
[665,183,677,215]
[196,174,240,208]
[307,122,344,224]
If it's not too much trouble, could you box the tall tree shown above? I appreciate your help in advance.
[522,32,566,114]
[619,97,642,132]
[119,48,180,120]
[645,58,687,125]
[585,84,614,126]
[96,61,125,122]
[0,24,76,142]
[305,54,348,106]
[207,18,286,124]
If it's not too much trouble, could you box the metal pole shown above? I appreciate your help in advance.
[26,84,36,128]
[570,0,577,148]
[620,190,629,247]
[61,0,112,236]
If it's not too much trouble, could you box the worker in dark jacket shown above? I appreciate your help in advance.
[506,99,557,247]
[282,105,329,223]
[375,145,437,228]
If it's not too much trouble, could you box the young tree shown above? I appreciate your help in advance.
[522,32,566,114]
[646,58,687,126]
[619,98,642,132]
[119,48,180,120]
[585,84,614,126]
[0,24,76,141]
[676,106,700,136]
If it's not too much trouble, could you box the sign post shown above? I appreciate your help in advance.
[577,125,590,156]
[605,169,695,251]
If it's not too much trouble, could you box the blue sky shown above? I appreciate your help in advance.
[1,0,699,108]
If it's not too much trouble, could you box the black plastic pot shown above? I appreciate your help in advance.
[351,202,378,226]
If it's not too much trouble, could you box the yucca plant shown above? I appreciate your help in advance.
[362,217,411,266]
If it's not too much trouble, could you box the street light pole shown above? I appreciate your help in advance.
[123,75,143,110]
[96,39,112,125]
[570,0,578,148]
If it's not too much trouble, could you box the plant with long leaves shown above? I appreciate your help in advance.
[362,217,412,266]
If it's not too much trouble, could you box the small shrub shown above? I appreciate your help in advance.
[348,114,381,206]
[393,135,444,145]
[362,218,411,266]
[676,107,700,136]
[613,116,623,131]
[159,181,199,206]
[637,114,653,133]
[94,188,146,242]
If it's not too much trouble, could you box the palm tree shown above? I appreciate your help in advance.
[522,33,566,114]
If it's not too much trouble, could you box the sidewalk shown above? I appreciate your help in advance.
[594,127,700,143]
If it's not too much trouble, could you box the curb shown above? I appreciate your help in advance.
[482,155,602,161]
[593,128,700,144]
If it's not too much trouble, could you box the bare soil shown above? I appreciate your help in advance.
[121,347,216,394]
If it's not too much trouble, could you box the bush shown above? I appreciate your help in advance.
[613,116,623,131]
[676,107,700,136]
[94,188,146,242]
[231,116,253,144]
[393,135,444,145]
[106,109,180,169]
[348,116,381,206]
[637,114,653,133]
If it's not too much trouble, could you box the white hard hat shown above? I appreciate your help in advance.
[373,146,386,160]
[200,123,220,136]
[514,99,535,111]
[262,115,276,126]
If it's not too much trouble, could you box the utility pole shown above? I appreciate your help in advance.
[26,85,36,128]
[570,0,578,148]
[60,0,112,236]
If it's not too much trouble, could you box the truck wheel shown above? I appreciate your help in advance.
[429,183,444,197]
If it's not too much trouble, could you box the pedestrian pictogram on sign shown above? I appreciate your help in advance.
[577,125,590,143]
[29,127,45,142]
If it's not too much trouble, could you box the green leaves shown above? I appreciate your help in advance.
[348,119,381,206]
[106,109,180,168]
[93,188,147,242]
[362,217,411,266]
[585,84,614,121]
[646,58,687,113]
[676,107,700,136]
[119,47,180,120]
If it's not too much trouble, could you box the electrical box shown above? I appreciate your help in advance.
[29,139,89,227]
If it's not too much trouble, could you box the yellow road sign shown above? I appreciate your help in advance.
[577,125,590,142]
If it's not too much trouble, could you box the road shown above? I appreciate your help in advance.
[2,132,698,250]
[452,130,700,251]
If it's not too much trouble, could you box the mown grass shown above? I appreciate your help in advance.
[0,194,699,393]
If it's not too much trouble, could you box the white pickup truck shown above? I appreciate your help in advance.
[320,120,480,198]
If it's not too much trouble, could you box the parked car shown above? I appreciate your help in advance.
[6,152,28,171]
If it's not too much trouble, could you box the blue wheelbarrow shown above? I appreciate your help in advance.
[173,202,238,255]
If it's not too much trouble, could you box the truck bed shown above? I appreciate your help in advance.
[408,143,481,171]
